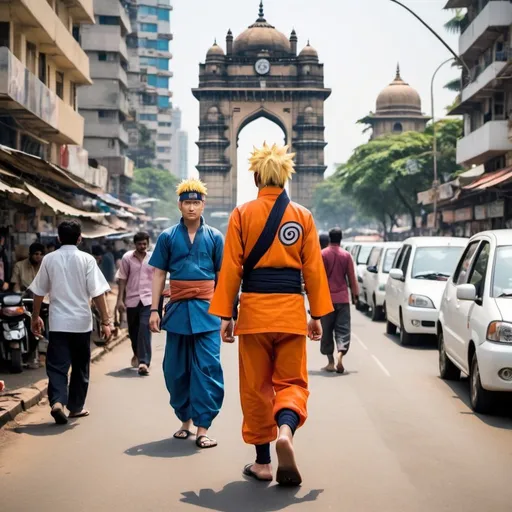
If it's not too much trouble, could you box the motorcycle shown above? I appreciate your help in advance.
[0,293,29,373]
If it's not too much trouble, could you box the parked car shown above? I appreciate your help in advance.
[385,237,467,345]
[361,242,402,321]
[438,230,512,413]
[352,243,378,311]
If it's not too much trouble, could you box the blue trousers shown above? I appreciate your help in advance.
[163,331,224,429]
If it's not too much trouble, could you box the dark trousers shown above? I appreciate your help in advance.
[126,302,152,366]
[46,331,91,413]
[320,303,351,356]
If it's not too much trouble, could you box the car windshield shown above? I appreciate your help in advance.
[357,246,373,265]
[411,246,464,281]
[493,246,512,298]
[383,248,399,273]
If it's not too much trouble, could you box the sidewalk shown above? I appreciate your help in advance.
[0,288,128,427]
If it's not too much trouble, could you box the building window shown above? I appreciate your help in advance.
[98,52,107,61]
[158,8,170,21]
[99,110,117,120]
[26,42,37,74]
[0,22,10,49]
[99,16,119,26]
[147,74,158,86]
[72,25,80,43]
[108,139,116,148]
[140,114,157,121]
[157,39,169,51]
[158,134,171,141]
[156,76,169,88]
[157,58,168,70]
[158,95,170,108]
[139,23,158,33]
[393,122,403,133]
[71,82,77,109]
[39,52,47,84]
[157,147,169,153]
[139,5,158,16]
[56,72,64,99]
[158,122,171,127]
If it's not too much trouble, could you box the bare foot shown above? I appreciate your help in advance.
[276,426,302,487]
[322,363,336,372]
[243,463,273,481]
[336,353,345,374]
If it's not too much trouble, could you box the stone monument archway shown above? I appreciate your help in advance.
[192,2,331,229]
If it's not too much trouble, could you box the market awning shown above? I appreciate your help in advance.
[0,178,28,197]
[80,221,127,239]
[463,167,512,191]
[25,183,107,219]
[98,193,146,215]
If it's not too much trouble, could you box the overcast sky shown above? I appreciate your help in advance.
[170,0,459,204]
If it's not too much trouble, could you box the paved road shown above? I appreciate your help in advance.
[2,308,512,512]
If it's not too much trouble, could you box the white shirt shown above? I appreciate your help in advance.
[30,245,110,333]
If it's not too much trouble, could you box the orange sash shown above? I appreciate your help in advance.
[170,280,214,302]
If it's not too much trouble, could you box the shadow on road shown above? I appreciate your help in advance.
[384,333,437,351]
[106,368,142,379]
[125,437,198,458]
[442,378,512,430]
[12,422,79,436]
[308,370,358,378]
[180,482,323,512]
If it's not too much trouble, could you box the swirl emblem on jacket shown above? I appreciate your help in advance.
[279,222,303,246]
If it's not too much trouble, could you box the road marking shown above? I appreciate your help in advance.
[352,332,368,351]
[371,355,391,377]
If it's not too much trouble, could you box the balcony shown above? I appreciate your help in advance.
[0,47,84,146]
[460,59,507,104]
[93,1,131,35]
[456,120,512,166]
[66,0,95,23]
[80,26,129,62]
[84,123,129,145]
[459,1,512,58]
[11,0,91,83]
[89,61,128,87]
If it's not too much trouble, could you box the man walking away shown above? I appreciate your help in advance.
[116,232,154,376]
[30,220,111,425]
[320,228,359,374]
[319,233,329,250]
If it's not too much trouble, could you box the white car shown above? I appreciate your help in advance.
[351,243,378,311]
[361,242,402,321]
[438,230,512,414]
[385,237,467,345]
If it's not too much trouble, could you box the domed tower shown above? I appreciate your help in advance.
[193,1,331,228]
[363,65,430,139]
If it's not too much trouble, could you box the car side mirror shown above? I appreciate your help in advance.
[389,268,404,281]
[456,284,477,302]
[367,265,378,274]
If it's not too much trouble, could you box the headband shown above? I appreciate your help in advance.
[179,191,205,202]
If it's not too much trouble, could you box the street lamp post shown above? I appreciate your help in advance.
[431,57,455,231]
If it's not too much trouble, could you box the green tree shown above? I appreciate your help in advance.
[336,120,462,233]
[443,9,466,34]
[132,167,180,221]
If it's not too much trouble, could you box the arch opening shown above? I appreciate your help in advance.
[393,122,403,133]
[236,117,287,206]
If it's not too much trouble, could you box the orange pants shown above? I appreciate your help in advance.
[238,332,309,445]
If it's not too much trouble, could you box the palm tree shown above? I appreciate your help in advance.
[444,9,467,34]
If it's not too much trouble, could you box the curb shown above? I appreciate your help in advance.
[0,332,128,428]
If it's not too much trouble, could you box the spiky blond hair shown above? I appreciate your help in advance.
[248,143,296,187]
[176,178,208,197]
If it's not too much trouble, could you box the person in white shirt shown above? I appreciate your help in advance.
[30,220,111,425]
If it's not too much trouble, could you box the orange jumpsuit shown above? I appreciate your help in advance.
[209,186,333,445]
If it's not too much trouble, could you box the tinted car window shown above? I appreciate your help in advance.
[367,248,381,267]
[454,241,479,285]
[492,246,512,298]
[468,242,490,298]
[412,246,464,281]
[357,245,373,265]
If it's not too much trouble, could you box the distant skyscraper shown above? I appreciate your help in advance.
[171,108,189,180]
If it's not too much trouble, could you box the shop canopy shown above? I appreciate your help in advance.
[463,166,512,192]
[80,221,128,239]
[25,183,107,219]
[0,177,28,197]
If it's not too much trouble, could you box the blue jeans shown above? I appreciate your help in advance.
[46,331,91,413]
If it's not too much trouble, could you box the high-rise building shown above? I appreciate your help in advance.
[0,0,94,164]
[78,0,134,201]
[171,107,188,180]
[125,0,173,172]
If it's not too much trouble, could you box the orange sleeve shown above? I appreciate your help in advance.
[209,209,244,318]
[301,215,334,318]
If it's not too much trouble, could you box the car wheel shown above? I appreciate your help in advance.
[371,296,384,322]
[386,316,397,335]
[399,310,414,346]
[438,331,460,381]
[470,353,496,414]
[355,299,362,311]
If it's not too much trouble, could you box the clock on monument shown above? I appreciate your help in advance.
[255,58,271,76]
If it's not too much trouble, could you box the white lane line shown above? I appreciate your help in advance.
[352,332,368,351]
[371,354,391,377]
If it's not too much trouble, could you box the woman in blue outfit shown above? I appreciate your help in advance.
[149,179,225,449]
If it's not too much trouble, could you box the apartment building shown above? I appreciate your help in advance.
[0,0,94,164]
[447,0,512,170]
[125,0,173,171]
[78,0,134,202]
[170,107,188,179]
